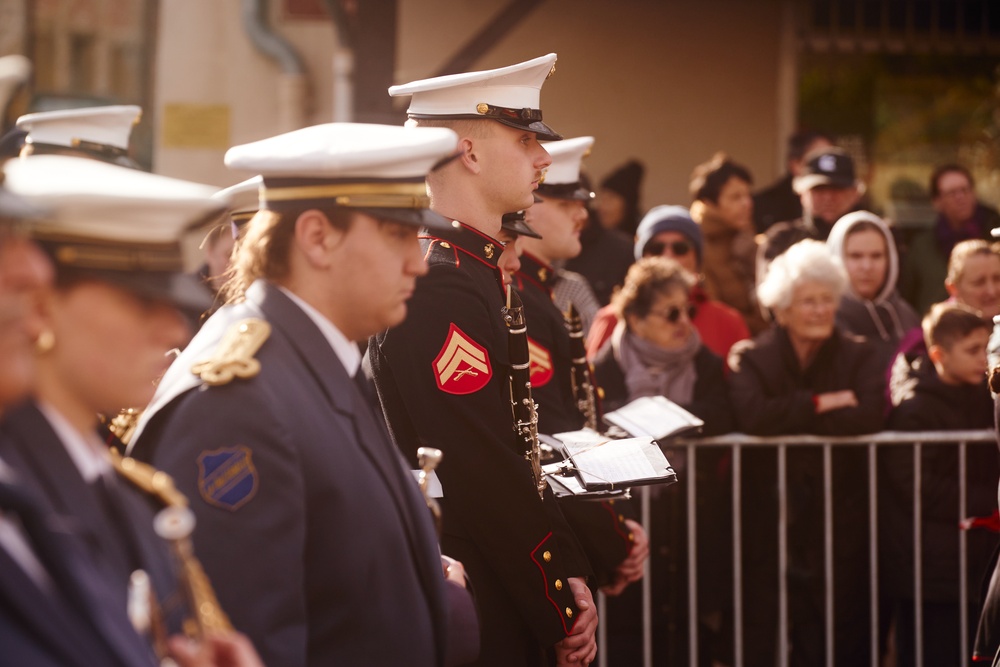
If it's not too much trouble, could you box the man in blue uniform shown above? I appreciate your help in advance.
[128,123,477,667]
[369,55,599,666]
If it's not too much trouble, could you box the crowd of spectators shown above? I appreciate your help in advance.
[570,136,1000,666]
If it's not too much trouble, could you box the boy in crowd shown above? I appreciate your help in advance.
[884,303,997,666]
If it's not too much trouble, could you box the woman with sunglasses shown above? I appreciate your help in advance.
[586,205,750,361]
[591,255,731,431]
[590,254,734,665]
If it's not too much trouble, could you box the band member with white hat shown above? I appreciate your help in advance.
[370,54,599,666]
[128,122,479,667]
[16,105,142,167]
[0,154,264,667]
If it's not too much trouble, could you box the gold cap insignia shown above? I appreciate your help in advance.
[191,318,271,386]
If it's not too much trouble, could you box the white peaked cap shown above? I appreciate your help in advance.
[538,136,595,200]
[214,176,262,214]
[3,155,223,311]
[4,155,225,245]
[388,54,562,141]
[17,104,141,152]
[0,55,30,113]
[542,136,594,186]
[224,123,459,229]
[225,123,457,179]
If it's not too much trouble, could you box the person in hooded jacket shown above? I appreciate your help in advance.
[826,210,920,373]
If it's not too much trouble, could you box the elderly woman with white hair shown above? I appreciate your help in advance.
[729,238,885,435]
[728,239,885,667]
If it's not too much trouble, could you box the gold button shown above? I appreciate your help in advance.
[629,532,635,542]
[543,551,552,562]
[565,607,574,618]
[476,102,489,115]
[440,241,451,249]
[618,514,624,522]
[597,387,605,399]
[554,579,563,591]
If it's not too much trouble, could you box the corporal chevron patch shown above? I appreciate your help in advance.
[433,323,492,394]
[527,336,553,387]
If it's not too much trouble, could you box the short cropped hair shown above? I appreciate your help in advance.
[946,239,1000,286]
[408,117,494,140]
[922,301,991,350]
[612,256,695,322]
[930,163,974,199]
[688,152,753,204]
[757,239,847,311]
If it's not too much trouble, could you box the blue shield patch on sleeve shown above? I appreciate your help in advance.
[197,446,258,511]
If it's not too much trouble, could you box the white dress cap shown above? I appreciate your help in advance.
[3,155,222,312]
[225,122,459,229]
[214,176,262,215]
[16,105,141,154]
[214,176,262,237]
[538,136,595,201]
[3,155,224,246]
[0,55,31,115]
[389,54,562,141]
[225,123,457,180]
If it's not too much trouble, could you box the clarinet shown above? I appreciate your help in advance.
[502,284,547,500]
[565,302,600,432]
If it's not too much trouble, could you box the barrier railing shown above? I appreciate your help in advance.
[596,429,998,667]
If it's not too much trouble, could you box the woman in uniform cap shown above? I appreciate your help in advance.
[0,154,264,667]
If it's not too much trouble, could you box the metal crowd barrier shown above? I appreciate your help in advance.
[595,429,998,667]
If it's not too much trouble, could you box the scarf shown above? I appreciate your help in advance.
[612,319,701,405]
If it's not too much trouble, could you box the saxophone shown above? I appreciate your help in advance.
[108,449,233,641]
[565,303,600,432]
[501,284,546,500]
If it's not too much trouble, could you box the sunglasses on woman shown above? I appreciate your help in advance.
[645,240,692,257]
[649,304,697,324]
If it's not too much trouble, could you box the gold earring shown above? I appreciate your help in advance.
[35,329,55,354]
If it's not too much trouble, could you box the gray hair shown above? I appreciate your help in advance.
[758,239,848,311]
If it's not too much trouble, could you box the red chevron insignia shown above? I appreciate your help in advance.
[433,324,492,394]
[527,337,553,387]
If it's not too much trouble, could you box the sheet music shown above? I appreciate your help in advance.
[571,437,661,487]
[603,395,703,440]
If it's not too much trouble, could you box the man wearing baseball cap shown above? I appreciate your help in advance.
[759,145,865,267]
[369,55,599,666]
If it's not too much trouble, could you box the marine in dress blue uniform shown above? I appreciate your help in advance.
[508,137,640,589]
[128,123,476,667]
[370,55,599,666]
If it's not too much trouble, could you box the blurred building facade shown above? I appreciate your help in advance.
[2,0,1000,223]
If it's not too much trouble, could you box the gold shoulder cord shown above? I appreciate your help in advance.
[108,448,233,639]
[191,318,271,386]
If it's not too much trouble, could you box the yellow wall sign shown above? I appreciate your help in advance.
[161,104,230,149]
